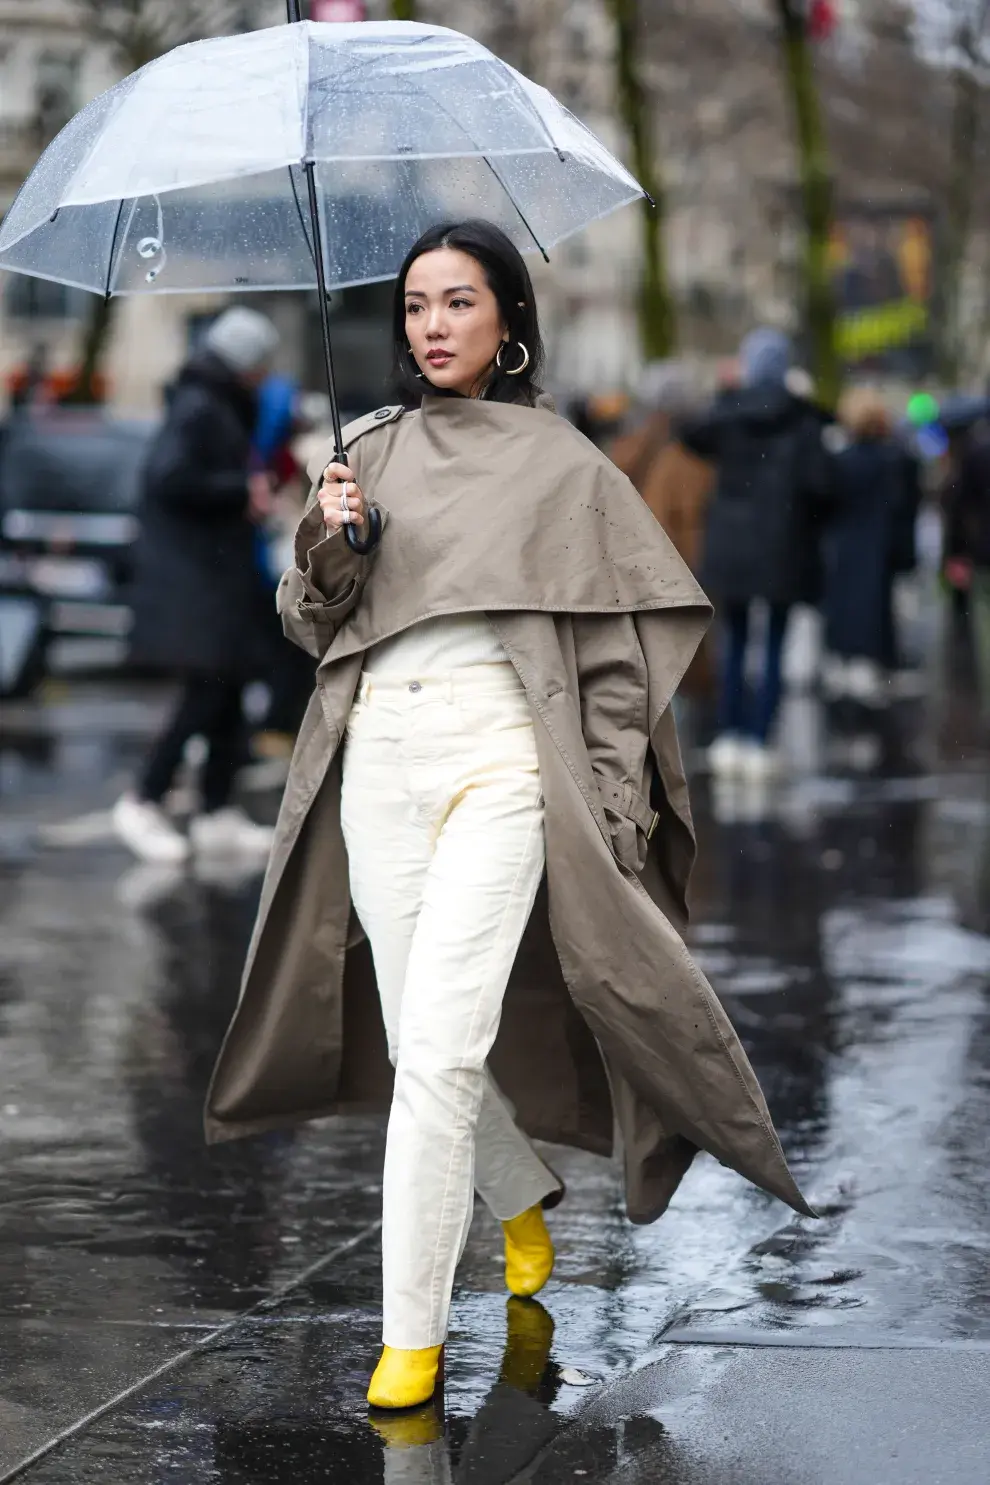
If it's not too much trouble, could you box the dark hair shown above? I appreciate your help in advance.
[392,219,545,406]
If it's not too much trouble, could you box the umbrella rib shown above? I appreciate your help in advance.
[412,74,551,262]
[287,166,317,271]
[493,59,566,164]
[481,154,550,263]
[103,199,126,303]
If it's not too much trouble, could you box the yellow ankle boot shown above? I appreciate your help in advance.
[503,1203,555,1298]
[367,1344,443,1410]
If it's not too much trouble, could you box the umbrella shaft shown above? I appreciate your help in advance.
[284,0,377,555]
[303,158,346,464]
[284,4,344,461]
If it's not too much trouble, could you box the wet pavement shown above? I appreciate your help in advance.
[1,656,989,1483]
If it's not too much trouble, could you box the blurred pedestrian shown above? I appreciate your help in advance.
[249,371,318,757]
[681,328,833,777]
[609,362,714,696]
[113,306,281,863]
[568,389,629,448]
[938,396,988,637]
[943,407,990,723]
[821,387,919,704]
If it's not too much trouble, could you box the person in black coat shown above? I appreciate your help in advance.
[822,388,918,704]
[943,411,990,723]
[680,329,832,777]
[114,307,281,864]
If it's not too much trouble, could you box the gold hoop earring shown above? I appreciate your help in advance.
[496,341,530,375]
[406,344,426,380]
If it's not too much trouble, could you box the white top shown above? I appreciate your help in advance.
[363,612,510,678]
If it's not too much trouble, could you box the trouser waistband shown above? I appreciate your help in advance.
[356,663,523,704]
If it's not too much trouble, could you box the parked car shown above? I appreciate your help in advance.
[0,408,155,696]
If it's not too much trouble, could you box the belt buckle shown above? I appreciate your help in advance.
[647,810,660,842]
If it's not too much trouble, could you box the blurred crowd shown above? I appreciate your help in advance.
[41,303,983,864]
[608,330,990,779]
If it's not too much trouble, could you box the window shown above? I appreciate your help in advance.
[35,51,80,141]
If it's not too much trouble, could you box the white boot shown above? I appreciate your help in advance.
[189,806,274,858]
[112,793,190,864]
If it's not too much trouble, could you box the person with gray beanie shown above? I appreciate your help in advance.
[680,328,833,780]
[114,306,282,863]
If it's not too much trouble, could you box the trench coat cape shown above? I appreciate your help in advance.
[205,394,812,1223]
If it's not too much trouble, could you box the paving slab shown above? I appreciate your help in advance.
[522,1343,990,1485]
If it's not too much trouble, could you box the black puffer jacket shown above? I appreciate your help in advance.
[129,352,275,677]
[946,421,990,568]
[823,439,912,666]
[681,385,833,606]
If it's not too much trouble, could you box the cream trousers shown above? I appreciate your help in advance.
[340,665,558,1349]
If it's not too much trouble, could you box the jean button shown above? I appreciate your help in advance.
[409,681,422,693]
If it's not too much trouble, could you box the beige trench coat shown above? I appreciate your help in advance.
[206,396,811,1223]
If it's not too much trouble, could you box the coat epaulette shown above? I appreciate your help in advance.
[342,404,406,448]
[305,405,405,490]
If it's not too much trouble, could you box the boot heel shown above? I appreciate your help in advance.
[434,1345,445,1412]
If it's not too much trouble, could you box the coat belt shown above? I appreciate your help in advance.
[596,778,660,840]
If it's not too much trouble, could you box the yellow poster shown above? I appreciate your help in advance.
[829,214,933,372]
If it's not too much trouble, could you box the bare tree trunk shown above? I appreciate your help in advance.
[775,0,839,407]
[63,1,255,404]
[606,0,676,360]
[64,297,116,405]
[941,11,988,385]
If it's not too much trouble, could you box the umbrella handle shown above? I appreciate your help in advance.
[332,442,382,555]
[345,505,382,556]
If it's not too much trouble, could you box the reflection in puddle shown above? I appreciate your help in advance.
[369,1300,560,1484]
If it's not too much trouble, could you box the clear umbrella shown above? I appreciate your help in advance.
[0,17,645,543]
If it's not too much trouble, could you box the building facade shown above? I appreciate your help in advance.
[0,2,954,418]
[0,1,288,416]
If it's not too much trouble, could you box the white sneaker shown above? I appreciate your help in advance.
[112,793,190,864]
[115,861,185,910]
[821,656,850,699]
[189,807,275,858]
[708,734,746,776]
[740,742,780,782]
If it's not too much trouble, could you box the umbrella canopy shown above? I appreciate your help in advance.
[0,19,643,298]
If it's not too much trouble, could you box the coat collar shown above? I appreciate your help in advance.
[320,395,709,667]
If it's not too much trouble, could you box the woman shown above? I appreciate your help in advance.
[681,329,833,779]
[822,387,918,704]
[206,222,811,1411]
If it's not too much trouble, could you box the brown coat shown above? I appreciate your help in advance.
[610,412,715,696]
[205,396,811,1223]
